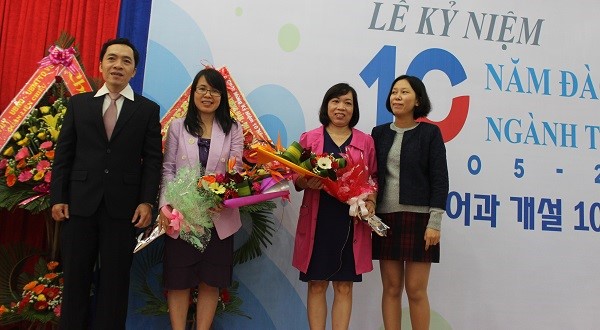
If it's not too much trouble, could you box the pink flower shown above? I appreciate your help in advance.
[44,171,52,183]
[36,160,51,171]
[40,141,53,150]
[18,171,33,182]
[14,147,30,161]
[0,158,7,170]
[53,305,61,317]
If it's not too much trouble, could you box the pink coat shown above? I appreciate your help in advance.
[159,118,244,239]
[292,126,377,275]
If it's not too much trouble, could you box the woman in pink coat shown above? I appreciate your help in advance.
[158,68,243,330]
[293,83,377,330]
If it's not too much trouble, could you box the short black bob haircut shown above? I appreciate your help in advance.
[385,75,432,119]
[318,83,360,128]
[99,38,140,68]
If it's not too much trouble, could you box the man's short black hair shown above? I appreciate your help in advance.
[99,38,140,68]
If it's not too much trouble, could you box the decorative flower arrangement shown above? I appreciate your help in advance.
[0,84,69,213]
[152,155,290,254]
[0,261,63,326]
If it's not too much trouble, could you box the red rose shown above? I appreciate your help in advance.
[220,289,230,303]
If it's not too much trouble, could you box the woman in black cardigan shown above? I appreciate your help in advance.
[371,75,449,330]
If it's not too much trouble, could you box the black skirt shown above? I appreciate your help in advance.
[163,227,233,289]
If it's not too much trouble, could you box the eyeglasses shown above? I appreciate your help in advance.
[195,86,222,97]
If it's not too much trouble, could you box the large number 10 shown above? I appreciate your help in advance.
[359,45,470,143]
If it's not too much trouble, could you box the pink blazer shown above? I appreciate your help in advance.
[292,126,378,275]
[159,118,244,239]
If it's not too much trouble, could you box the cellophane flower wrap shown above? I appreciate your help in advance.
[162,151,291,252]
[322,153,376,215]
[164,165,215,252]
[322,154,390,236]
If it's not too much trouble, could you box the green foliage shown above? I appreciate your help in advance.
[214,281,249,319]
[131,237,167,316]
[235,201,277,265]
[0,180,50,214]
[0,243,40,307]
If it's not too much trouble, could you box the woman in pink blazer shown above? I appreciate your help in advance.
[293,83,377,330]
[158,68,243,330]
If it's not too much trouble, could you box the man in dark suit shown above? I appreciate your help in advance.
[50,38,162,330]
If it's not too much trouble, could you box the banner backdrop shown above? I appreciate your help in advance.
[140,1,599,329]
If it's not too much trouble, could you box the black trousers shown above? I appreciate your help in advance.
[59,201,136,330]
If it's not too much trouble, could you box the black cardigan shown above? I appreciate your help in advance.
[371,122,449,210]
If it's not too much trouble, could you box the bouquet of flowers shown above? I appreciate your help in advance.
[0,260,63,326]
[160,165,216,253]
[135,156,291,253]
[0,92,68,213]
[198,155,290,208]
[322,154,390,236]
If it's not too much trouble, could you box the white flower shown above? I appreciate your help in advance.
[316,156,332,170]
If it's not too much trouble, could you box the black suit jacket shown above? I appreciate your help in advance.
[50,91,162,219]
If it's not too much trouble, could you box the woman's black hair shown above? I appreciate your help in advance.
[385,75,432,119]
[184,68,235,137]
[318,83,360,128]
